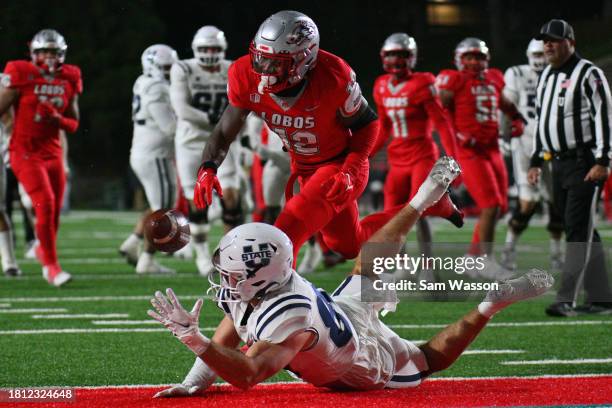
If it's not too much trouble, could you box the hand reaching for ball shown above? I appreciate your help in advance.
[144,209,191,253]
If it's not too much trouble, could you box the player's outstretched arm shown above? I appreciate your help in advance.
[201,104,249,168]
[154,316,241,398]
[149,288,312,391]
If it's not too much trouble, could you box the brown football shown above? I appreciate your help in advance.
[144,209,190,253]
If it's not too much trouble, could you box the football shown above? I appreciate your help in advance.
[144,209,190,253]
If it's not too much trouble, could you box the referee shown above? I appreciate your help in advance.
[528,19,612,316]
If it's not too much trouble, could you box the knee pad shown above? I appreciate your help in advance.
[508,207,534,234]
[546,202,564,234]
[263,206,281,224]
[221,200,244,227]
[188,206,208,224]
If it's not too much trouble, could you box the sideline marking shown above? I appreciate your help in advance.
[502,358,612,365]
[0,308,68,314]
[31,314,129,319]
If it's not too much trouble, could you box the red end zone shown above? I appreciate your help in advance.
[5,375,612,408]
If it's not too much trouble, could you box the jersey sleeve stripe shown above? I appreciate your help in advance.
[255,294,311,327]
[390,372,423,383]
[331,276,353,297]
[256,303,312,339]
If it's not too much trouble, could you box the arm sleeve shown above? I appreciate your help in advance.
[146,84,177,136]
[500,68,519,138]
[2,62,26,89]
[584,66,612,167]
[169,63,210,127]
[424,92,457,157]
[370,79,391,157]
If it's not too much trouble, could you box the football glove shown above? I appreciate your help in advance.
[193,163,223,209]
[510,114,527,138]
[148,288,210,355]
[322,171,354,208]
[36,101,79,133]
[154,384,204,398]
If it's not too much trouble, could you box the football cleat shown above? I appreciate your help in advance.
[466,256,516,281]
[500,247,517,271]
[484,269,554,305]
[196,256,214,277]
[323,250,345,268]
[297,242,323,275]
[43,264,72,287]
[422,192,464,228]
[4,267,22,277]
[136,256,176,275]
[25,239,39,259]
[173,241,194,260]
[545,302,577,317]
[119,240,140,266]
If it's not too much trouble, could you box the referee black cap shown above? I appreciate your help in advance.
[536,19,575,41]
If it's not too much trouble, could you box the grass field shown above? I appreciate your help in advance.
[1,211,611,392]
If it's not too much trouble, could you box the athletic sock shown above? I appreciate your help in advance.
[0,230,18,269]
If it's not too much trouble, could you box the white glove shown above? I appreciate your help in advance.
[153,384,203,398]
[409,156,461,213]
[148,288,210,355]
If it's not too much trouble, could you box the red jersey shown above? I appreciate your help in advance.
[373,72,440,167]
[2,60,82,158]
[228,50,363,173]
[435,69,504,145]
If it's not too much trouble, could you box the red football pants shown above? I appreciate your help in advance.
[11,154,65,266]
[383,157,437,210]
[275,162,404,260]
[457,147,508,212]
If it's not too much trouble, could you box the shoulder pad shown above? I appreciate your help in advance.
[254,292,313,344]
[61,64,83,94]
[2,60,34,88]
[414,71,436,85]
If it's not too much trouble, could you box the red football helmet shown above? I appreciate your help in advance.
[30,29,67,73]
[249,11,319,94]
[454,37,489,73]
[380,33,417,76]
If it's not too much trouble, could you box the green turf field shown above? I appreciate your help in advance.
[1,211,611,387]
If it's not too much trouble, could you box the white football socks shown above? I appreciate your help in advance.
[0,230,18,269]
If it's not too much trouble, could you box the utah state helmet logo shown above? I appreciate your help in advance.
[241,243,276,278]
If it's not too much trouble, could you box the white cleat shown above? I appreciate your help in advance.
[429,156,461,187]
[196,255,214,277]
[484,269,554,305]
[42,266,72,287]
[136,257,176,275]
[550,253,564,271]
[4,266,22,277]
[173,241,194,260]
[119,242,140,266]
[297,243,323,275]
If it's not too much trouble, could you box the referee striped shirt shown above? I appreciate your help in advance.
[530,53,612,167]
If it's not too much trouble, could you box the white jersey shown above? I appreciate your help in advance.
[503,64,540,142]
[217,271,360,386]
[170,58,231,144]
[131,75,176,158]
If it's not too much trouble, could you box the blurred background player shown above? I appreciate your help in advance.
[0,29,81,287]
[0,112,21,277]
[500,39,564,271]
[372,32,460,278]
[436,37,525,279]
[194,11,463,262]
[119,44,178,274]
[171,25,243,276]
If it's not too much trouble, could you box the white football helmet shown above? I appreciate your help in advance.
[250,10,319,94]
[526,39,546,72]
[380,32,417,74]
[30,29,67,73]
[208,223,294,303]
[454,37,490,72]
[192,25,227,68]
[141,44,178,81]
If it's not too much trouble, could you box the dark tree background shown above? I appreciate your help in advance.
[1,0,611,207]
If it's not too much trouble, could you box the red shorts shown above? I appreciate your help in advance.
[457,147,508,211]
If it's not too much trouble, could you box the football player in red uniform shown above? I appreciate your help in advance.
[0,29,81,286]
[193,11,462,260]
[436,38,524,278]
[372,33,461,264]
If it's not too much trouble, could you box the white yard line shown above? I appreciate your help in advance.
[501,358,612,365]
[0,308,68,314]
[0,303,10,308]
[91,320,159,325]
[390,320,612,329]
[0,295,205,302]
[31,314,129,319]
[29,373,612,390]
[9,274,200,281]
[463,349,525,355]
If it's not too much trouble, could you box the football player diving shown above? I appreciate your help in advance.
[149,156,553,395]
